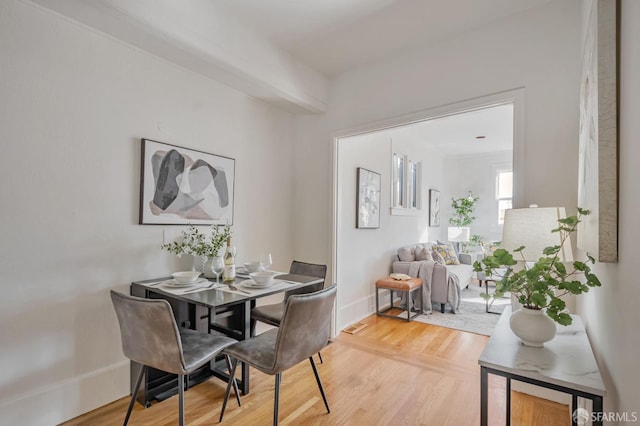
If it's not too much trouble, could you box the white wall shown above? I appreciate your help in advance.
[577,0,640,420]
[29,0,329,113]
[294,0,582,329]
[0,1,297,424]
[335,130,446,328]
[444,151,513,242]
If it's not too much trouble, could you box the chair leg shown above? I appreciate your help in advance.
[219,358,239,422]
[250,318,257,338]
[274,372,281,426]
[317,351,323,364]
[309,357,330,413]
[124,365,146,425]
[178,374,185,426]
[225,355,241,407]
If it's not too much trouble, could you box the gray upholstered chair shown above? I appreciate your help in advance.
[110,290,240,426]
[250,260,327,361]
[220,284,337,426]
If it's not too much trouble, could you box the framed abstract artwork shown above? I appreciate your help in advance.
[139,138,235,225]
[429,189,440,227]
[577,0,619,262]
[356,167,381,229]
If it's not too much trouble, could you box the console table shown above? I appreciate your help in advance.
[478,306,606,426]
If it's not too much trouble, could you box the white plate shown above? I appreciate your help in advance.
[239,279,278,289]
[163,278,206,288]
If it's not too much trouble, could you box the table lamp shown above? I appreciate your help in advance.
[501,207,574,263]
[448,226,470,253]
[501,206,574,310]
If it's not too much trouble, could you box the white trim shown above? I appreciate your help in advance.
[0,360,128,425]
[390,207,422,216]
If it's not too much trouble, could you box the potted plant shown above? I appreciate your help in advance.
[449,191,480,227]
[462,234,484,254]
[448,191,479,249]
[162,224,232,277]
[473,208,601,346]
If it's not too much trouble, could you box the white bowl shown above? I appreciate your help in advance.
[249,270,278,286]
[244,261,263,273]
[172,271,201,284]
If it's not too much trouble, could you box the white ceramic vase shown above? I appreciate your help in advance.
[192,255,206,274]
[509,307,557,347]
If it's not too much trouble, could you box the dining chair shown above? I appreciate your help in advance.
[110,290,241,426]
[250,260,327,361]
[220,284,337,426]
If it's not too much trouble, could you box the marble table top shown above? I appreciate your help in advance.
[478,306,606,396]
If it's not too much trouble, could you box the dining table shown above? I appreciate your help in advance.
[129,270,324,407]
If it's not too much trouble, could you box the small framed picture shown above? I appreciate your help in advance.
[356,167,381,229]
[429,189,440,227]
[139,138,235,225]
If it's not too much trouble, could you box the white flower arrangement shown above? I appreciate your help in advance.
[161,224,231,258]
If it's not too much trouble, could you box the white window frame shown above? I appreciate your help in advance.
[493,164,513,227]
[392,153,422,215]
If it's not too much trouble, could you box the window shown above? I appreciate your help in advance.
[392,153,404,208]
[409,161,418,209]
[391,153,422,214]
[496,170,513,224]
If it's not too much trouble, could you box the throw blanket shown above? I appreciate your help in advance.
[406,261,460,314]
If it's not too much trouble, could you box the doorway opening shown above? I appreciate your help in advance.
[331,89,524,333]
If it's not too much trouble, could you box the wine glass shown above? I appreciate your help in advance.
[211,256,224,285]
[259,253,272,271]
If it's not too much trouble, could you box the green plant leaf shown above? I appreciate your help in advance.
[543,245,561,255]
[554,262,567,275]
[529,292,547,308]
[577,207,591,215]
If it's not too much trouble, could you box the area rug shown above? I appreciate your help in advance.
[404,284,510,336]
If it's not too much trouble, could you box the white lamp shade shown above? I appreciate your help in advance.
[501,207,574,262]
[448,226,470,243]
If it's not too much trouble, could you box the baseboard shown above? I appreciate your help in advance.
[338,292,384,332]
[0,360,129,425]
[337,291,403,332]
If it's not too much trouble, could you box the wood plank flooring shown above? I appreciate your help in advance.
[62,313,570,425]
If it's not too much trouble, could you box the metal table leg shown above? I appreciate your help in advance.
[481,366,488,426]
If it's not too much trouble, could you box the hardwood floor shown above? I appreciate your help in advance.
[62,313,570,425]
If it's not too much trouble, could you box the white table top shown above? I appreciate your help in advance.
[478,306,606,397]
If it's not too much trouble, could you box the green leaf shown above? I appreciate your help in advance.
[529,292,547,308]
[548,297,566,311]
[556,312,573,326]
[577,207,591,215]
[586,273,602,287]
[543,246,560,255]
[573,261,588,272]
[554,262,567,275]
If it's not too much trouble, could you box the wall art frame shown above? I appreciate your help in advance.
[356,167,381,229]
[139,138,235,225]
[429,189,440,227]
[577,0,619,262]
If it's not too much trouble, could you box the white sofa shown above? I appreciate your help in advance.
[392,242,474,313]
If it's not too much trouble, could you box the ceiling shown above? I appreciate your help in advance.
[215,0,555,76]
[29,0,555,113]
[359,103,514,156]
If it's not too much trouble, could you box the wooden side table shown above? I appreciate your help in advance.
[375,276,423,321]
